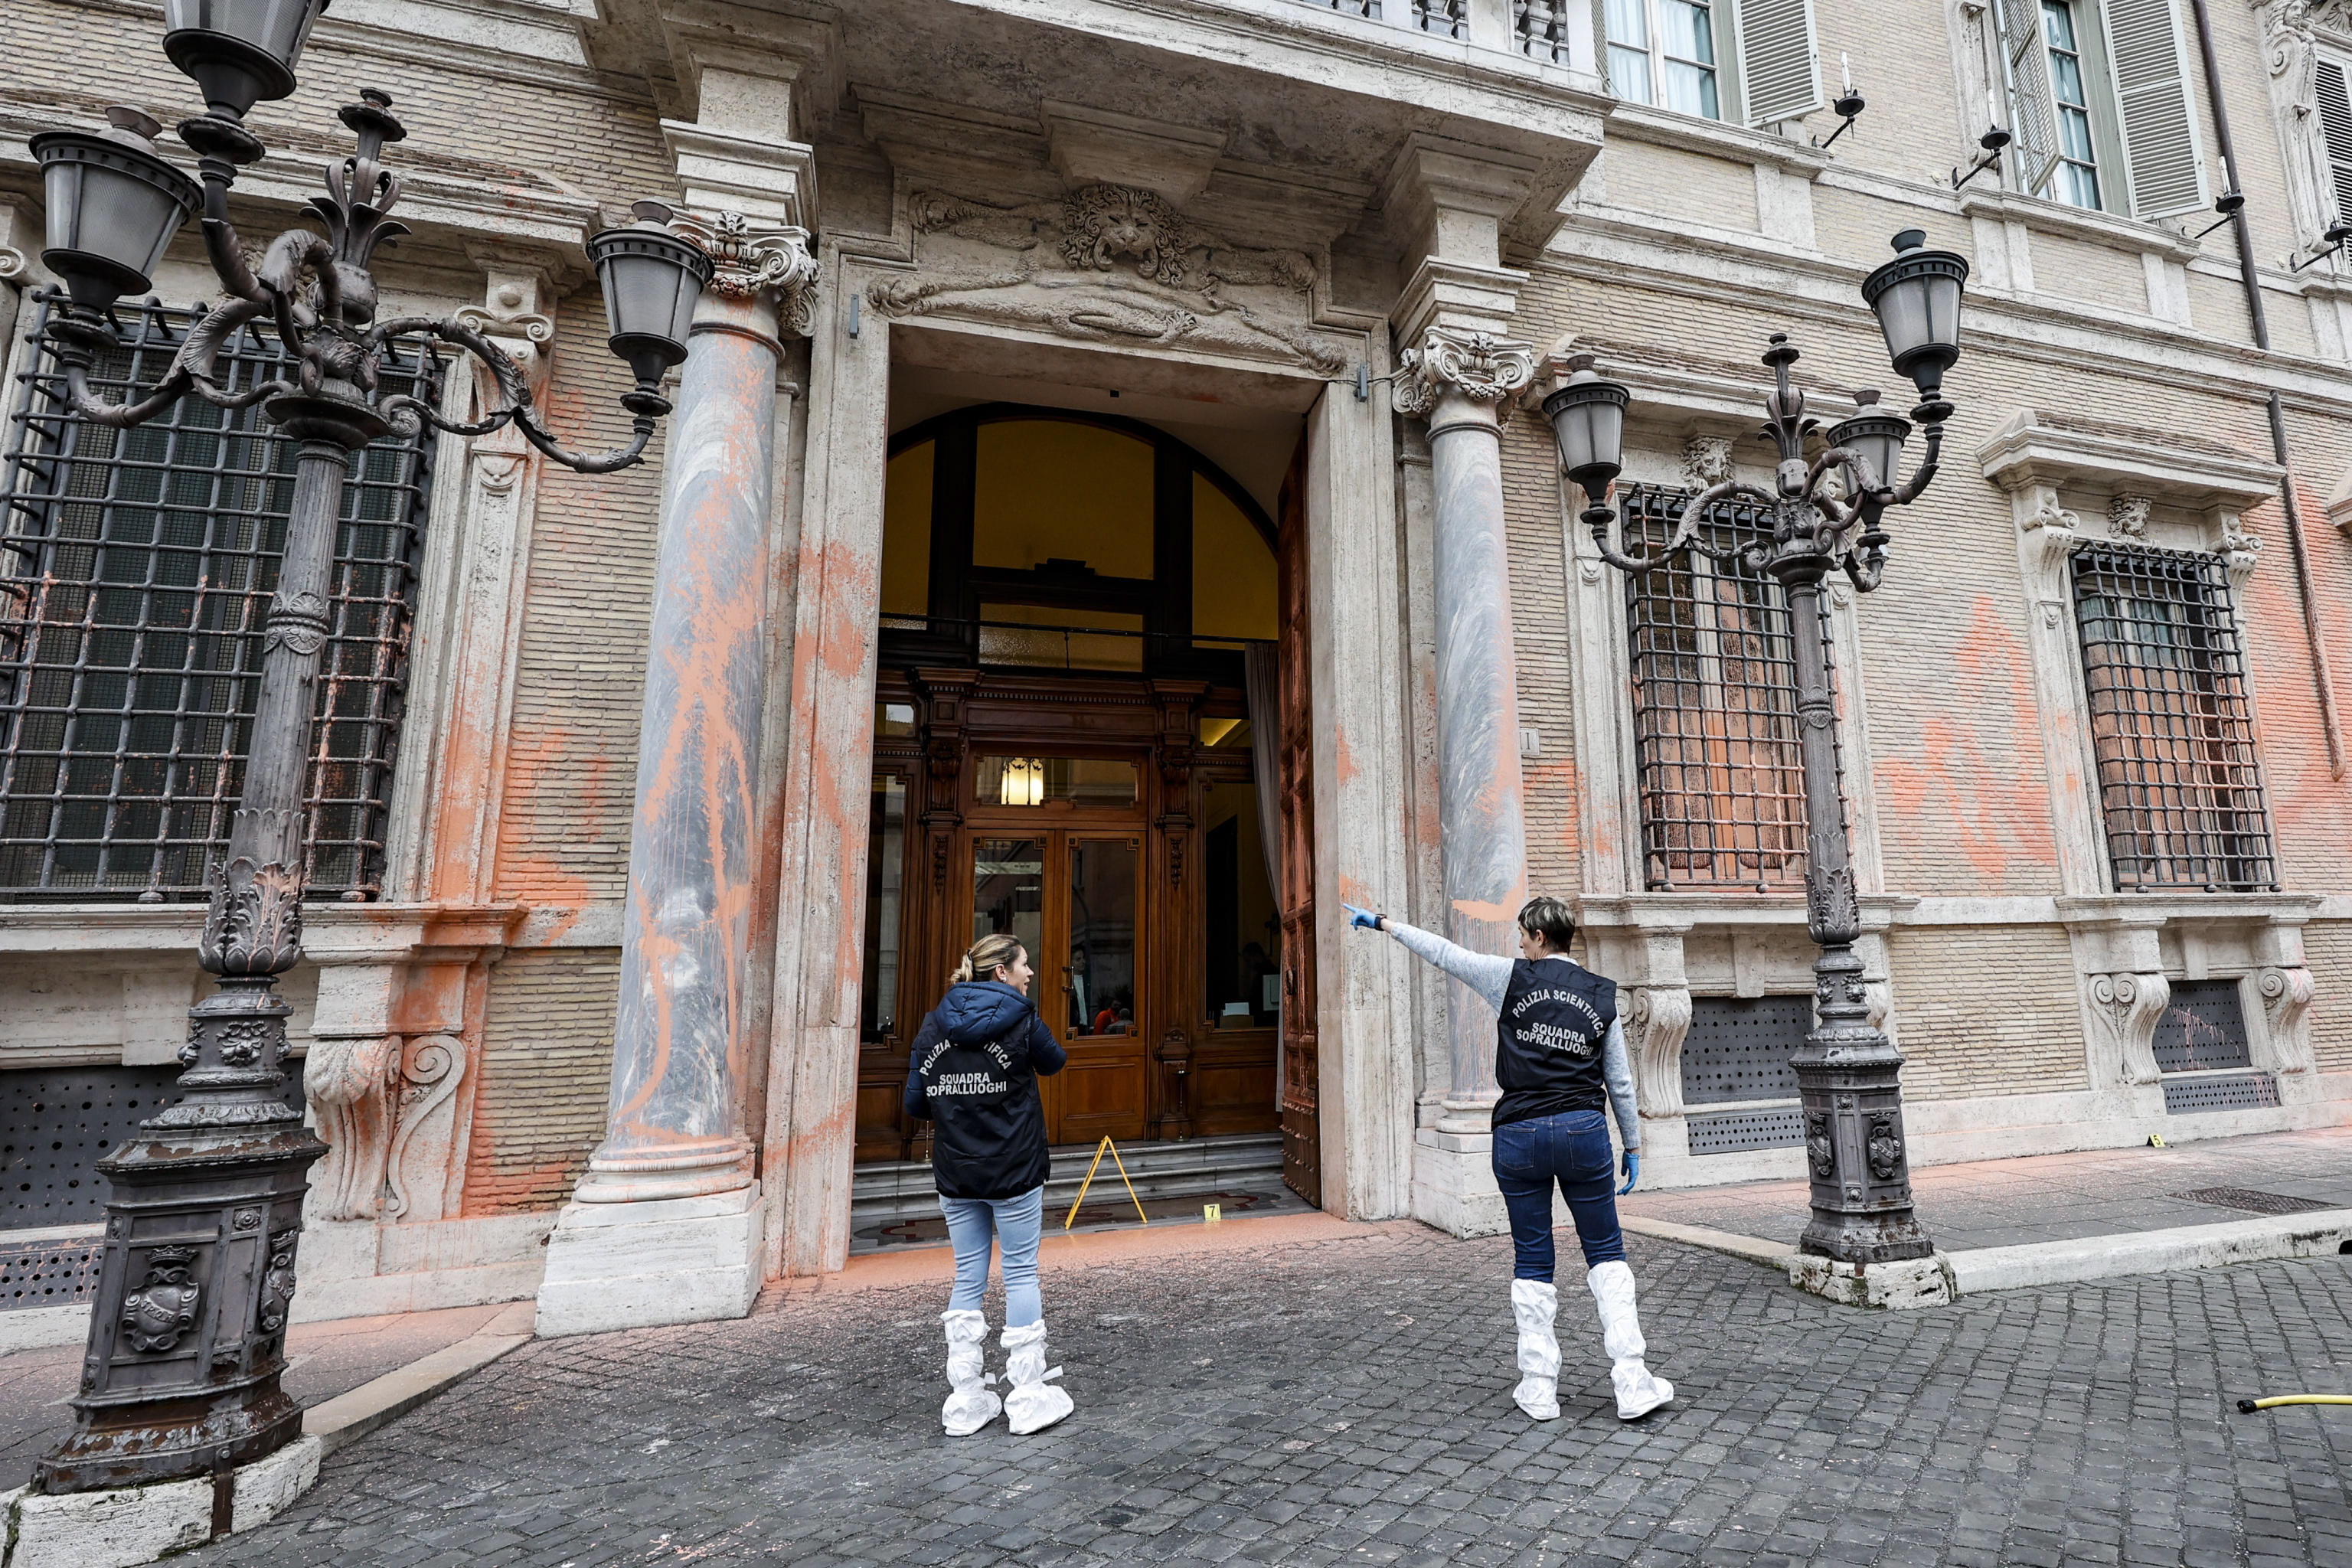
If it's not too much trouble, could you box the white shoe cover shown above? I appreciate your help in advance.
[940,1309,1001,1436]
[1000,1320,1073,1435]
[1509,1279,1562,1421]
[1587,1261,1674,1420]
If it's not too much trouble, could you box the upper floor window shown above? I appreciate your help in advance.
[0,292,438,900]
[1619,485,1818,892]
[2069,542,2275,892]
[2040,1,2105,209]
[1606,0,1722,119]
[1990,0,2207,220]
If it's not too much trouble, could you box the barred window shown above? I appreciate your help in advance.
[2071,542,2275,892]
[1620,485,1826,891]
[0,292,439,900]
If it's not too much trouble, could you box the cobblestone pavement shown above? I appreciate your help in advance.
[185,1224,2350,1567]
[1622,1128,2352,1251]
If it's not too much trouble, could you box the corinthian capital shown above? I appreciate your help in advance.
[672,211,822,336]
[1391,327,1537,418]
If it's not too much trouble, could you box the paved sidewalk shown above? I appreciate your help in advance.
[1622,1126,2352,1251]
[179,1219,2351,1567]
[0,1299,531,1480]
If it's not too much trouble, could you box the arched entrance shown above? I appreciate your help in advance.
[851,404,1311,1194]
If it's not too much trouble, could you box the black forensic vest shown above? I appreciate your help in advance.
[916,1027,1054,1200]
[1491,957,1619,1130]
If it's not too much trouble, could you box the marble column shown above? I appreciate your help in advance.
[537,224,817,1338]
[1394,328,1537,1135]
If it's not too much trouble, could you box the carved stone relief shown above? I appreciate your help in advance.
[868,184,1344,374]
[1624,985,1693,1119]
[1390,328,1537,416]
[306,1034,401,1220]
[385,1034,469,1222]
[2084,970,2168,1088]
[2106,494,2151,537]
[2256,964,2318,1073]
[1681,435,1735,489]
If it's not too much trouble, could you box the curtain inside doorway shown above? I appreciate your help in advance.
[1245,642,1286,1104]
[1244,645,1283,894]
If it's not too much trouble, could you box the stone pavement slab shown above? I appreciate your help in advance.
[171,1217,2352,1566]
[0,1299,526,1481]
[1620,1126,2352,1250]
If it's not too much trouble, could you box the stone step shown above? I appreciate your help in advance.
[851,1132,1285,1229]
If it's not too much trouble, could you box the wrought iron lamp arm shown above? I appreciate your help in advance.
[1586,477,1775,573]
[47,293,298,428]
[1889,416,1946,507]
[371,314,657,472]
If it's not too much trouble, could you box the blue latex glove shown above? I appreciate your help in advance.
[1341,902,1383,931]
[1619,1150,1640,1195]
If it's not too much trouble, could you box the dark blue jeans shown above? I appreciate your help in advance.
[1491,1109,1625,1282]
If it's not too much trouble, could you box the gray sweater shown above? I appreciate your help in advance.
[1381,918,1642,1151]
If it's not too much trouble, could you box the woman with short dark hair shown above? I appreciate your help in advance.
[1342,894,1672,1423]
[903,932,1073,1436]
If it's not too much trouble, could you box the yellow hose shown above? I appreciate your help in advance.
[2237,1395,2352,1412]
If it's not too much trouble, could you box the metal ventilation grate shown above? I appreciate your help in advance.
[0,1231,105,1312]
[1681,995,1807,1106]
[2153,978,2252,1074]
[2161,1071,2279,1115]
[1,1063,306,1227]
[2172,1187,2336,1217]
[1687,1105,1805,1155]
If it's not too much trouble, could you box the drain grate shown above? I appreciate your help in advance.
[0,1233,106,1312]
[1686,1105,1805,1155]
[2172,1187,2339,1217]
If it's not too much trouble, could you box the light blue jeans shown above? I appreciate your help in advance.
[940,1185,1045,1328]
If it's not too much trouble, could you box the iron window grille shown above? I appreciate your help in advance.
[2070,542,2275,892]
[1620,484,1838,892]
[0,290,439,901]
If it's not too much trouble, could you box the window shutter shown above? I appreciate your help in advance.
[2108,0,2208,217]
[1733,0,1822,128]
[2314,57,2352,222]
[1997,0,2062,196]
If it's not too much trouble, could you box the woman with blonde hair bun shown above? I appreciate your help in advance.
[903,931,1070,1436]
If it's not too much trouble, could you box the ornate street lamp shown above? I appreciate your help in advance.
[1545,229,1968,1265]
[27,0,707,1494]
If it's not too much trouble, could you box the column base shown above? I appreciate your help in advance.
[1785,1251,1954,1311]
[534,1181,765,1338]
[1410,1129,1508,1238]
[2,1436,319,1568]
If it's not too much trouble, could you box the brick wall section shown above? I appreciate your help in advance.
[2308,923,2352,1076]
[493,296,666,908]
[1886,925,2088,1100]
[464,949,620,1214]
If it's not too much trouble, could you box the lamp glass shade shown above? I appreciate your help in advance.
[1827,408,1910,494]
[1860,230,1969,398]
[29,130,203,312]
[1541,373,1630,499]
[586,224,714,386]
[162,0,328,116]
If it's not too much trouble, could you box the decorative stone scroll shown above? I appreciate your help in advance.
[1390,328,1537,417]
[2084,969,2168,1088]
[1624,985,1692,1120]
[2257,965,2318,1073]
[304,1031,473,1222]
[868,184,1344,374]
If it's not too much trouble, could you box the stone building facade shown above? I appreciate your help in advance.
[0,0,2347,1336]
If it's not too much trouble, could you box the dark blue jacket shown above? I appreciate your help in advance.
[903,981,1067,1200]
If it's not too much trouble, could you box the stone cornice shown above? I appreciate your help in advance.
[1958,186,2204,265]
[2053,892,2324,928]
[1533,214,2352,418]
[0,901,531,958]
[0,103,606,265]
[1606,100,1831,180]
[1976,410,2283,511]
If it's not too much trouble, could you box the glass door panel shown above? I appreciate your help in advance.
[1065,838,1139,1038]
[971,838,1046,965]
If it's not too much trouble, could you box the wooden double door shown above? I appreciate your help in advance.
[964,825,1151,1146]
